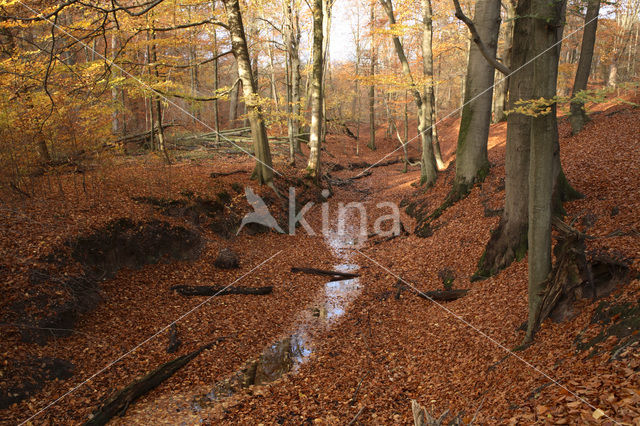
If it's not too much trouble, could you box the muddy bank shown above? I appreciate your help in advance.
[3,219,203,345]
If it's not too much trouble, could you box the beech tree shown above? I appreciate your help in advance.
[451,0,502,198]
[474,0,534,279]
[306,0,325,178]
[569,0,601,134]
[525,0,564,343]
[368,0,377,151]
[380,0,439,186]
[223,0,275,186]
[492,0,515,123]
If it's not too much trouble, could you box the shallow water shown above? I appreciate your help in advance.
[194,215,363,406]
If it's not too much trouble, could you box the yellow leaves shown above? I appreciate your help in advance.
[507,82,640,118]
[592,408,606,420]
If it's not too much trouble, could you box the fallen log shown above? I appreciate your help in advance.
[85,341,219,426]
[210,170,245,179]
[416,289,469,302]
[171,285,273,296]
[111,124,176,146]
[291,267,360,280]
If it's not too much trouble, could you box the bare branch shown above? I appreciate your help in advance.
[451,0,512,75]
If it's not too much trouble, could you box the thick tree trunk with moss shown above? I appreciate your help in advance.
[224,0,274,185]
[474,0,533,279]
[569,0,600,134]
[525,0,564,344]
[306,0,324,179]
[453,0,501,197]
[380,0,438,186]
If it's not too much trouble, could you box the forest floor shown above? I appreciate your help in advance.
[1,91,640,425]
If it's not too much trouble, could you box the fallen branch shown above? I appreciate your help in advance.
[291,267,360,280]
[210,169,246,178]
[170,285,273,296]
[348,407,365,426]
[416,289,468,302]
[85,341,219,425]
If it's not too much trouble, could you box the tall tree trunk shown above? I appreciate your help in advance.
[607,63,618,87]
[492,0,515,123]
[229,62,240,125]
[525,0,564,344]
[475,0,533,279]
[212,26,220,144]
[368,1,376,150]
[36,134,51,163]
[431,90,444,168]
[422,0,444,169]
[306,0,324,179]
[150,16,171,164]
[111,32,121,135]
[380,0,438,186]
[569,0,600,134]
[267,41,279,110]
[223,0,274,186]
[453,0,501,197]
[354,5,361,155]
[321,0,332,145]
[284,1,302,156]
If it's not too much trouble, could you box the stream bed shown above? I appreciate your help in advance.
[192,217,363,409]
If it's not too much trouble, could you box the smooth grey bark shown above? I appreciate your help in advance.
[475,0,533,279]
[267,42,279,110]
[422,0,444,170]
[149,15,170,164]
[223,0,274,185]
[306,0,324,179]
[380,0,438,186]
[284,1,302,156]
[368,1,376,151]
[353,9,361,155]
[492,0,515,123]
[212,26,220,144]
[454,0,501,196]
[431,91,444,169]
[228,62,240,125]
[525,0,564,344]
[111,32,122,135]
[569,0,600,134]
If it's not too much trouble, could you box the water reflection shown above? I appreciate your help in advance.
[194,214,362,408]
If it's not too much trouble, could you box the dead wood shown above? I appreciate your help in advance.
[210,170,246,178]
[416,289,469,302]
[291,267,360,280]
[395,280,468,302]
[85,341,219,425]
[528,218,630,339]
[171,285,273,296]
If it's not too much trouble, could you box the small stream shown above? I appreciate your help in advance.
[193,215,362,409]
